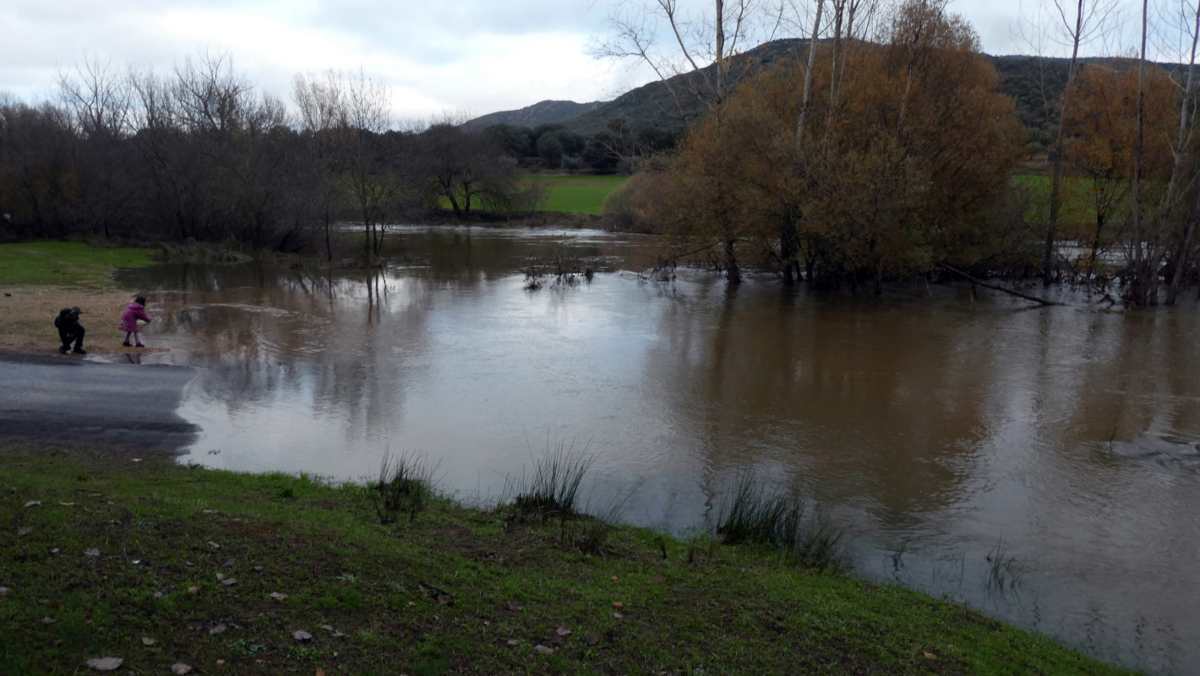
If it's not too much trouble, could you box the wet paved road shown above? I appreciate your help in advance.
[0,353,197,450]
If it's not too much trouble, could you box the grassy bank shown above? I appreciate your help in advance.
[0,445,1124,675]
[0,241,156,287]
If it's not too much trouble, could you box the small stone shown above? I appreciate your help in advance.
[23,500,41,508]
[84,548,100,558]
[215,572,225,581]
[534,644,555,655]
[209,623,227,635]
[50,548,60,555]
[153,591,165,599]
[17,527,32,536]
[201,509,217,514]
[506,639,520,647]
[612,612,625,619]
[611,601,624,610]
[40,616,56,625]
[293,630,313,643]
[141,637,155,646]
[269,592,288,601]
[220,578,238,587]
[0,586,9,596]
[207,541,221,550]
[216,659,225,666]
[187,586,199,594]
[58,501,76,507]
[171,663,194,675]
[86,657,123,671]
[555,626,572,637]
[131,458,142,463]
[253,565,264,572]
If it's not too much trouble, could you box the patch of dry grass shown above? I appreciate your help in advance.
[0,287,145,356]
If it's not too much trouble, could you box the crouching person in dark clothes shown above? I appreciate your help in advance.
[54,307,87,355]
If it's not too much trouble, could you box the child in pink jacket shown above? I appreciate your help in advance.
[120,295,152,348]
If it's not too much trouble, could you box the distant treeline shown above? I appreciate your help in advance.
[480,120,677,174]
[0,59,540,258]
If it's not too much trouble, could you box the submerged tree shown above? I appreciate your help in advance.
[634,0,1024,291]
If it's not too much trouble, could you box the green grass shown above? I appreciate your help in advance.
[1013,174,1106,236]
[0,444,1126,675]
[528,174,628,216]
[0,241,156,287]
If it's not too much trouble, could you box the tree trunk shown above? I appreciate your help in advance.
[724,238,741,284]
[1043,0,1084,287]
[1130,0,1151,305]
[1165,1,1200,304]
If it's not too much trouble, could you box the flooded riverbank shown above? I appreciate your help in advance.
[114,225,1200,673]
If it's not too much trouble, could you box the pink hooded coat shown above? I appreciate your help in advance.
[120,302,151,333]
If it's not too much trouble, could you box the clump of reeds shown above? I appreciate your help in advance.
[716,471,846,571]
[371,451,436,524]
[508,442,594,521]
[985,539,1023,594]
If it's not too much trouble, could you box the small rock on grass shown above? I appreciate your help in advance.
[555,626,572,637]
[0,586,10,596]
[84,548,100,558]
[269,592,287,601]
[209,623,227,635]
[171,664,193,675]
[85,657,123,671]
[293,630,313,643]
[534,644,555,655]
[23,500,41,508]
[17,527,33,536]
[141,637,156,646]
[220,578,238,587]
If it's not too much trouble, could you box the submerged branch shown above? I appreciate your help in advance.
[938,264,1061,307]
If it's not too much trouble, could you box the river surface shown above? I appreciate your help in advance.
[115,225,1200,674]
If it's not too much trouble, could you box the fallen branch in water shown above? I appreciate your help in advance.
[937,264,1061,307]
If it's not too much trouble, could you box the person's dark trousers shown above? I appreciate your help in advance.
[58,326,85,353]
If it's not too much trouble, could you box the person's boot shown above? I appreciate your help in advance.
[122,341,131,347]
[135,343,145,349]
[72,347,87,355]
[58,345,69,354]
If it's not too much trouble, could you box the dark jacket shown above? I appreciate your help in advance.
[54,309,82,334]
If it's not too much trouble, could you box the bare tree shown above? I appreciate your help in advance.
[294,72,345,261]
[600,0,785,283]
[1164,0,1200,303]
[58,58,134,238]
[335,70,394,259]
[1038,0,1119,286]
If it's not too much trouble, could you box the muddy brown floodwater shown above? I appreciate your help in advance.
[113,225,1200,673]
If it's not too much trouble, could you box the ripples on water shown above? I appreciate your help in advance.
[117,225,1200,673]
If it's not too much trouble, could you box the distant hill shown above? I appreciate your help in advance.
[460,100,604,132]
[463,40,1178,150]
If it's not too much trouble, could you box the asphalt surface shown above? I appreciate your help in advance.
[0,353,198,450]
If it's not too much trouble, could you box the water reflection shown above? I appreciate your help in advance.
[116,225,1200,673]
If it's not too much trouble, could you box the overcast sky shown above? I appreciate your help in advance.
[0,0,1175,122]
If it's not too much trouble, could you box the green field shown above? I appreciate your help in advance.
[0,445,1124,675]
[0,241,156,287]
[1013,174,1110,236]
[528,174,628,215]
